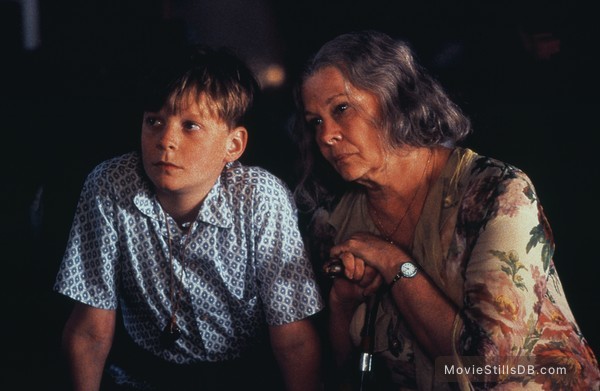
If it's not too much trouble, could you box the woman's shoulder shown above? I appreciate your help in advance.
[460,148,534,189]
[459,148,541,218]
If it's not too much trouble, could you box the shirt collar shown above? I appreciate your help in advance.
[133,170,234,229]
[196,176,234,229]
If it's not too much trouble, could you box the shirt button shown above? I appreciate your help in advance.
[201,314,209,321]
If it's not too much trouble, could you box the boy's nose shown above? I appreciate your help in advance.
[157,125,178,150]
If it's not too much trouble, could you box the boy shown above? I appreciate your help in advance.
[54,46,323,390]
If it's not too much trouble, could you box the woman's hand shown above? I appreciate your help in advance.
[327,231,409,307]
[331,233,458,358]
[330,232,411,281]
[328,252,383,309]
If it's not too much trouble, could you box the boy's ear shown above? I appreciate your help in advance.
[225,126,248,162]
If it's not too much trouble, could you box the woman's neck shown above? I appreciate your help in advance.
[365,146,451,241]
[366,147,433,204]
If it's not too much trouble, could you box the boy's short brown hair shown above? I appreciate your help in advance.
[141,45,259,129]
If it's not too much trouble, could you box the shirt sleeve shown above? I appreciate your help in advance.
[252,175,324,325]
[53,167,121,309]
[456,170,600,387]
[460,173,545,355]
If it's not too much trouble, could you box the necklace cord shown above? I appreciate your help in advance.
[369,150,433,244]
[163,213,191,327]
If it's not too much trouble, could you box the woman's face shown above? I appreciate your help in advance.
[301,66,388,185]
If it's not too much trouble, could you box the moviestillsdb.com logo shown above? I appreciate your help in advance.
[435,356,569,383]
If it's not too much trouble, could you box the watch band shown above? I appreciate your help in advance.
[388,261,418,290]
[389,269,405,288]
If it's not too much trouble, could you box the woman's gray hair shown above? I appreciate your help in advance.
[292,30,471,211]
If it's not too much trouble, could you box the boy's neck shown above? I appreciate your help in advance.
[157,191,205,229]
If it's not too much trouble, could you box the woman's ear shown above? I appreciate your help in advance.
[225,126,248,162]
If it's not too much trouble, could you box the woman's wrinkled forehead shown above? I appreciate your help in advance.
[304,66,380,111]
[303,66,353,98]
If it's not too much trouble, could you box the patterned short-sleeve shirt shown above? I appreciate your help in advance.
[54,152,324,363]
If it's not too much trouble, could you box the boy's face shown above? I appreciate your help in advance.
[141,93,247,204]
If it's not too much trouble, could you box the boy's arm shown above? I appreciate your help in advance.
[269,318,322,391]
[62,303,116,391]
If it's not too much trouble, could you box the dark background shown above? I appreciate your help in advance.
[1,0,598,388]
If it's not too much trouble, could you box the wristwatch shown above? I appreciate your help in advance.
[389,261,418,289]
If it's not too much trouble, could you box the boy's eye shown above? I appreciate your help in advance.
[144,117,163,127]
[183,121,201,131]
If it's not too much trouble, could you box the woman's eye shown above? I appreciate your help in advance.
[307,117,323,130]
[334,103,348,115]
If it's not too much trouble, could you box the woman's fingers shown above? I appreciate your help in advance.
[338,251,365,281]
[362,273,384,297]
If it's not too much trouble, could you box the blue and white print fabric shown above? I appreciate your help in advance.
[54,152,323,363]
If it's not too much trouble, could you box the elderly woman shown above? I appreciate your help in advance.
[293,30,600,390]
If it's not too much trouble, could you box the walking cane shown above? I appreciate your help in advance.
[358,289,381,390]
[323,260,382,390]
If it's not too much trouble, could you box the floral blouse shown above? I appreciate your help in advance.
[319,148,600,390]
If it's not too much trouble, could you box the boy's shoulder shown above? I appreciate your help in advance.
[222,161,292,198]
[86,152,145,192]
[91,151,140,175]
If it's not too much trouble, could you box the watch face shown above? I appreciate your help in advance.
[401,262,418,278]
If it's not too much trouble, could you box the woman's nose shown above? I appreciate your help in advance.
[318,121,343,146]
